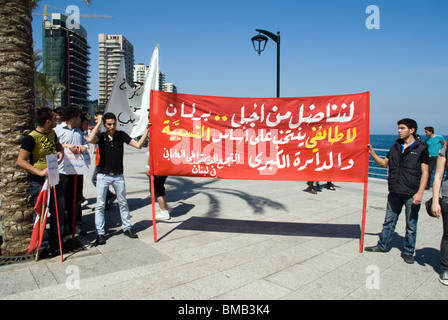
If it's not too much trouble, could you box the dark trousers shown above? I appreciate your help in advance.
[427,156,438,187]
[440,197,448,272]
[59,174,84,234]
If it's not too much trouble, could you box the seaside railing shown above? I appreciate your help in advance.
[368,148,389,179]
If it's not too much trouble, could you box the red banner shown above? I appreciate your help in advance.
[149,91,370,183]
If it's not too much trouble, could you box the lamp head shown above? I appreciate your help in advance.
[251,33,268,55]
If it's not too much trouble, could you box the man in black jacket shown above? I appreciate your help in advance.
[365,118,429,264]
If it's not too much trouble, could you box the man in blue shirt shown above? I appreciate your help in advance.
[54,106,90,238]
[424,126,447,189]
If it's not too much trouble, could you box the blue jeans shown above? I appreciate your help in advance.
[377,192,420,255]
[95,173,131,235]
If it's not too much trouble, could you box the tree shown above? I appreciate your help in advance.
[35,72,66,109]
[0,0,36,256]
[0,0,91,256]
[46,82,66,110]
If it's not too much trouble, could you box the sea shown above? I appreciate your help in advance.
[368,134,448,181]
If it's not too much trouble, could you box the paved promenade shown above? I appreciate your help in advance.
[1,146,447,300]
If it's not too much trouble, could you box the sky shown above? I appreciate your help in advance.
[31,0,448,135]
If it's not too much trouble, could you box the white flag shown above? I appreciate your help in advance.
[104,45,160,138]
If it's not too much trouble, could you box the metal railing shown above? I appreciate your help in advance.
[368,148,389,179]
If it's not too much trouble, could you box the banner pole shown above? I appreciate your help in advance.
[148,106,157,242]
[359,180,368,253]
[53,186,64,262]
[150,174,157,242]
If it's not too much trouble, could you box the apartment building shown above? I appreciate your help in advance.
[43,13,90,108]
[98,34,134,107]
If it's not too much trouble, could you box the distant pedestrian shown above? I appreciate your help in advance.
[306,181,335,194]
[424,126,447,189]
[87,112,149,245]
[365,118,429,264]
[146,151,170,221]
[430,144,448,285]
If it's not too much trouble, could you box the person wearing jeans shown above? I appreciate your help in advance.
[365,118,429,264]
[377,192,420,255]
[87,112,149,245]
[94,173,131,236]
[431,145,448,285]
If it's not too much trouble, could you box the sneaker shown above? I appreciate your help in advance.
[81,197,88,207]
[107,194,117,207]
[96,234,106,245]
[439,271,448,286]
[401,253,415,264]
[156,210,171,221]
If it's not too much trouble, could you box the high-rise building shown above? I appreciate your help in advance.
[98,34,134,107]
[163,83,178,93]
[133,63,149,85]
[43,13,90,108]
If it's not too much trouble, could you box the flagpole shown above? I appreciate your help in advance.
[53,186,64,262]
[35,202,46,261]
[72,175,77,241]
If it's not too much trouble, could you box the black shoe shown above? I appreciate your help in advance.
[365,245,387,253]
[37,248,50,260]
[107,194,117,207]
[96,235,106,245]
[124,229,138,239]
[401,253,415,264]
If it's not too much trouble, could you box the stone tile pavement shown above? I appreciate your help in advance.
[1,146,447,301]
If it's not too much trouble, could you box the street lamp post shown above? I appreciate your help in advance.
[251,29,280,97]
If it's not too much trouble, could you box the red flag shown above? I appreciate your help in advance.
[27,179,51,254]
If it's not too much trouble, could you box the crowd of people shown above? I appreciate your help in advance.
[16,109,448,286]
[16,107,170,258]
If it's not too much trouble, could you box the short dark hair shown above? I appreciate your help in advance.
[397,118,418,137]
[102,112,116,124]
[35,108,53,126]
[53,107,63,116]
[61,105,81,122]
[424,126,434,134]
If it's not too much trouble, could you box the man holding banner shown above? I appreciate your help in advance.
[365,118,429,264]
[87,112,149,245]
[55,105,90,239]
[17,108,65,258]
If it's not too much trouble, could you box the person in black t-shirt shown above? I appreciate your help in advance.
[17,108,65,257]
[87,112,149,245]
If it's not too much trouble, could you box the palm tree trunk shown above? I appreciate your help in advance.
[0,0,35,256]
